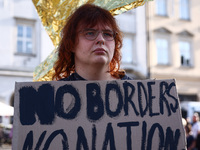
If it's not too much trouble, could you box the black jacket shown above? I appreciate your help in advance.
[59,72,132,81]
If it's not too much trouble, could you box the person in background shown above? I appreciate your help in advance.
[185,121,196,149]
[196,133,200,150]
[0,125,3,147]
[52,4,132,81]
[191,113,200,150]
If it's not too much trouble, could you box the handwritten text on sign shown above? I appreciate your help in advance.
[13,80,186,150]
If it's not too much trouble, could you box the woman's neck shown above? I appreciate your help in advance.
[75,65,115,80]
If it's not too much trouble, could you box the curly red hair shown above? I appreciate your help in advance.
[53,4,125,80]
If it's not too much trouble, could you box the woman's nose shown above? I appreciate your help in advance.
[95,32,105,45]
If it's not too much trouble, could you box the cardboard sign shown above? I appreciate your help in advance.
[13,79,186,150]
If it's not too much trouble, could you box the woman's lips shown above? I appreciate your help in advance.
[93,48,106,54]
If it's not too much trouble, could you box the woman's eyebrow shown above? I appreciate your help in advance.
[84,28,96,31]
[102,29,113,32]
[84,28,113,32]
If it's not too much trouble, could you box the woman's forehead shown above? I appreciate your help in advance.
[78,22,113,31]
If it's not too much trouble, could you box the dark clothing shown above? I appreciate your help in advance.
[59,72,132,81]
[196,133,200,150]
[187,135,194,149]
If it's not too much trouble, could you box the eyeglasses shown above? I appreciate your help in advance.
[79,28,116,41]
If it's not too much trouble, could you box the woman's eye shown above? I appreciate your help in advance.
[104,32,113,37]
[85,31,95,36]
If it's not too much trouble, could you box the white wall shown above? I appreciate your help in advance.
[0,0,51,106]
[135,5,147,76]
[115,5,147,77]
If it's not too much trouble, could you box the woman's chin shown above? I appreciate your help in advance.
[92,57,110,65]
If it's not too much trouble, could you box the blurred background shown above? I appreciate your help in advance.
[0,0,200,149]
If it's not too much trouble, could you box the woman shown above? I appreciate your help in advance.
[185,123,196,150]
[53,4,131,81]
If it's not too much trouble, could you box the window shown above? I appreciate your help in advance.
[121,36,134,64]
[180,0,190,20]
[156,0,167,16]
[154,28,171,65]
[156,38,169,65]
[0,0,8,8]
[179,41,191,67]
[17,24,33,54]
[0,0,4,8]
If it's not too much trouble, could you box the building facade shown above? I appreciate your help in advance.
[146,0,200,102]
[0,0,54,124]
[116,6,148,79]
[0,0,147,124]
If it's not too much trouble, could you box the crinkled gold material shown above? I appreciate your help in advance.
[33,0,152,81]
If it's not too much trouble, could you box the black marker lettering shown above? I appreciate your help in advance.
[105,82,123,118]
[123,81,139,116]
[118,121,140,150]
[102,123,116,150]
[76,127,89,150]
[55,84,81,119]
[137,82,148,117]
[87,83,104,121]
[147,82,159,117]
[159,81,171,116]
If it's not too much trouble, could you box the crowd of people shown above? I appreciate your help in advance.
[183,113,200,150]
[0,125,12,147]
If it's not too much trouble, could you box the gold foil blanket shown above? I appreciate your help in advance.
[33,0,152,81]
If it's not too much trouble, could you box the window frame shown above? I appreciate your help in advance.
[121,33,136,65]
[155,0,168,16]
[14,18,36,56]
[0,0,4,8]
[154,28,172,66]
[156,37,170,65]
[179,0,190,20]
[179,40,193,67]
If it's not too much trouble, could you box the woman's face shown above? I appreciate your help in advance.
[72,23,115,69]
